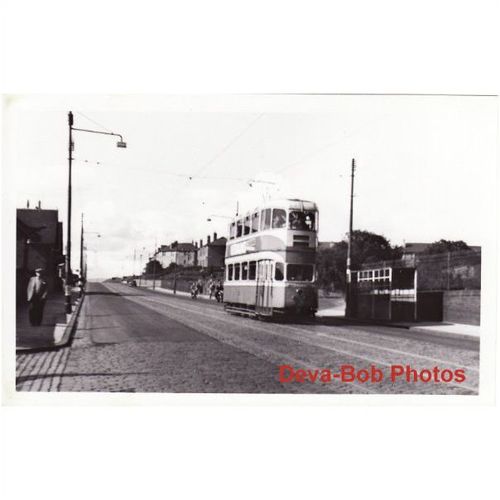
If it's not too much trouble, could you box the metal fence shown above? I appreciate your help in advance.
[415,249,481,291]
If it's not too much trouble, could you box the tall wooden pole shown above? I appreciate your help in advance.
[65,111,74,313]
[346,158,356,317]
[80,213,84,279]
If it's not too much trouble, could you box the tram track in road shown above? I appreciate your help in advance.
[122,284,479,368]
[151,297,478,394]
[107,284,478,394]
[108,286,372,394]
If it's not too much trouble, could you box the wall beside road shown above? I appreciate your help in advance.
[443,290,480,325]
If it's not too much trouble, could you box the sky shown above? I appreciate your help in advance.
[4,94,497,279]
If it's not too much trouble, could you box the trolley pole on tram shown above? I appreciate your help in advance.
[345,158,356,318]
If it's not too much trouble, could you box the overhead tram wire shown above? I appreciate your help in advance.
[75,111,268,185]
[188,113,265,180]
[75,111,114,134]
[275,116,383,175]
[75,159,273,186]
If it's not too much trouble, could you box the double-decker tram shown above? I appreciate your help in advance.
[224,199,318,318]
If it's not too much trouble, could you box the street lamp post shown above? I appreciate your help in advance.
[65,111,126,313]
[65,112,74,313]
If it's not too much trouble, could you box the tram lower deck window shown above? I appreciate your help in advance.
[287,264,314,282]
[234,263,241,280]
[227,264,233,281]
[242,262,249,280]
[275,262,284,281]
[249,261,256,280]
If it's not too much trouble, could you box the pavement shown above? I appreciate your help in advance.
[16,281,480,394]
[16,290,82,351]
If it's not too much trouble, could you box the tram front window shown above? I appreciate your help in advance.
[272,209,286,229]
[287,264,314,282]
[261,208,272,230]
[289,211,316,231]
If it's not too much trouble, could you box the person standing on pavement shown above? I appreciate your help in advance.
[27,268,48,326]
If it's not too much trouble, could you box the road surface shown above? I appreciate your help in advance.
[16,282,480,394]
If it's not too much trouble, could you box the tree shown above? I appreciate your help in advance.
[145,259,163,275]
[165,262,179,274]
[316,242,348,293]
[316,230,402,292]
[423,239,469,254]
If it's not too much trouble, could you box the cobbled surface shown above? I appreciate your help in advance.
[16,282,480,395]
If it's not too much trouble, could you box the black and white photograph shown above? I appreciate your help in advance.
[2,2,500,500]
[3,94,495,396]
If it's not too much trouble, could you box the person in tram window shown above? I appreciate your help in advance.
[273,210,286,229]
[289,211,307,230]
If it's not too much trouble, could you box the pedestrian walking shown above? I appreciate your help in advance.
[77,275,85,298]
[215,280,224,303]
[209,280,216,299]
[27,268,48,326]
[190,281,199,299]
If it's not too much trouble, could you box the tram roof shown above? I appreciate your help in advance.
[233,199,318,220]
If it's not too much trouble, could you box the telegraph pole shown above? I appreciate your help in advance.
[65,111,74,314]
[79,213,84,280]
[345,158,356,317]
[152,238,157,290]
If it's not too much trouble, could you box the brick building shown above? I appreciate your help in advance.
[16,205,64,301]
[156,241,198,268]
[197,233,227,268]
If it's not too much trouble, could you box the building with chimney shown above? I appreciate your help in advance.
[197,232,227,268]
[156,241,198,268]
[16,203,64,301]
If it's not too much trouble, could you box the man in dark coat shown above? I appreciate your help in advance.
[27,268,48,326]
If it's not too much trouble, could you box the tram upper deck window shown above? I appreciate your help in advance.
[275,262,284,281]
[289,211,316,231]
[261,208,272,230]
[287,264,314,282]
[244,216,251,235]
[251,212,259,233]
[230,222,236,240]
[236,219,243,238]
[272,209,286,229]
